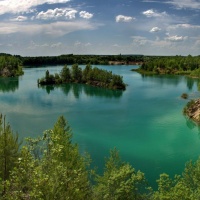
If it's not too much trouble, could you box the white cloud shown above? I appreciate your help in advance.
[85,43,92,46]
[165,34,188,42]
[142,9,167,18]
[65,10,78,19]
[28,41,63,49]
[132,36,149,46]
[74,41,81,46]
[11,16,28,21]
[36,8,77,20]
[166,0,200,9]
[150,27,161,32]
[166,24,200,38]
[168,23,200,30]
[28,42,49,49]
[51,42,62,47]
[112,44,120,47]
[0,0,71,15]
[0,21,101,36]
[74,41,92,47]
[116,15,134,22]
[79,11,93,19]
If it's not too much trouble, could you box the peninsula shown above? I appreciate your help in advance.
[132,55,200,76]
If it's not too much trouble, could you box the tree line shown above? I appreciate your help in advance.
[134,55,200,76]
[22,54,144,66]
[38,64,126,90]
[1,114,200,199]
[0,53,145,67]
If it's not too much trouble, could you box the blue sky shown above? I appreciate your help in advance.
[0,0,200,56]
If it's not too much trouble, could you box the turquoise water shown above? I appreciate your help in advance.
[1,65,200,187]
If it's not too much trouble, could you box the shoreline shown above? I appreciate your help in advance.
[184,99,200,124]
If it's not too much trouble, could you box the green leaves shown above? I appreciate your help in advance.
[0,115,20,186]
[3,116,92,199]
[0,55,23,77]
[39,65,126,90]
[94,149,146,200]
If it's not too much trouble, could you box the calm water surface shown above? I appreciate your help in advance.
[1,65,200,188]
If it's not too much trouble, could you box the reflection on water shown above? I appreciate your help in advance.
[185,116,200,135]
[39,83,123,99]
[141,74,200,91]
[0,77,19,92]
[185,77,195,91]
[141,74,183,86]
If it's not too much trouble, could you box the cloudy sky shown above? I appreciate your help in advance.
[0,0,200,56]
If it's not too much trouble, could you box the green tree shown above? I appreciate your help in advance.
[71,64,82,82]
[4,116,92,200]
[152,158,200,200]
[0,114,20,195]
[4,146,42,199]
[82,64,92,82]
[94,148,146,200]
[41,116,92,199]
[0,55,23,77]
[60,65,71,82]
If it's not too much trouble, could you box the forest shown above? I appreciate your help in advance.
[38,64,126,90]
[0,53,145,67]
[22,54,144,66]
[1,114,200,200]
[0,54,24,77]
[133,55,200,77]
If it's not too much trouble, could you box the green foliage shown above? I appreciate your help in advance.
[138,55,200,76]
[190,68,200,78]
[22,54,144,66]
[0,114,21,195]
[60,65,71,82]
[152,159,200,199]
[3,116,91,199]
[0,55,23,77]
[94,148,147,200]
[38,65,126,90]
[4,146,41,199]
[71,64,82,82]
[0,115,20,181]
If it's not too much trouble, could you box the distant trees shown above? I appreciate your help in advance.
[22,54,144,66]
[38,64,126,90]
[0,55,24,77]
[135,55,200,76]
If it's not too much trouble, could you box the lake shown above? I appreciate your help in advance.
[1,65,200,188]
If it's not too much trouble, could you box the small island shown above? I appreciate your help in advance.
[38,64,126,90]
[183,99,200,124]
[0,54,24,77]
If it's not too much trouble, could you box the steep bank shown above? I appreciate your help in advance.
[184,99,200,123]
